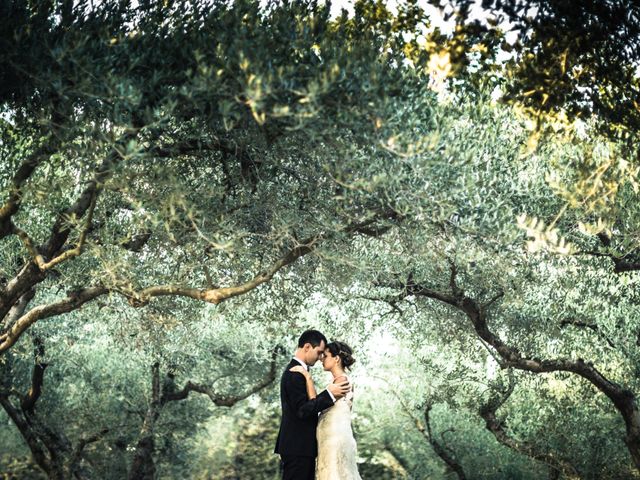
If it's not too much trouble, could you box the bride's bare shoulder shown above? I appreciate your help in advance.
[332,374,350,383]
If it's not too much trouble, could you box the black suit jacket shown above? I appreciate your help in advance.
[274,360,334,457]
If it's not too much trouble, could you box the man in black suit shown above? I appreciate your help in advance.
[274,329,350,480]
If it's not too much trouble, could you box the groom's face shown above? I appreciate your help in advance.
[306,340,326,366]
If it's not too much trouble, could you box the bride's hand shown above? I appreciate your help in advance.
[290,365,310,378]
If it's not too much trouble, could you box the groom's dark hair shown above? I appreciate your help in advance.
[297,329,327,348]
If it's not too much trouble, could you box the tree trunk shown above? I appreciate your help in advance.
[128,363,162,480]
[127,430,158,480]
[404,271,640,473]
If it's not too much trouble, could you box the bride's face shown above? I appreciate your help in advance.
[321,350,338,371]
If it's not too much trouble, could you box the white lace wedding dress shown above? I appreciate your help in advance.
[316,376,362,479]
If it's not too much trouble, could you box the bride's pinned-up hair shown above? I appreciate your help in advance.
[326,341,356,370]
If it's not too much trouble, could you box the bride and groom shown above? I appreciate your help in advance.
[274,329,362,480]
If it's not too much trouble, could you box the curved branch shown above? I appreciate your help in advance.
[479,376,581,479]
[574,233,640,273]
[21,337,48,413]
[0,286,109,353]
[12,190,97,272]
[0,263,46,322]
[575,250,640,273]
[42,126,139,260]
[393,265,640,469]
[0,395,52,475]
[1,211,400,353]
[71,427,110,471]
[0,147,51,240]
[560,318,616,349]
[131,236,319,306]
[127,211,399,307]
[424,404,467,480]
[395,395,467,480]
[2,288,35,330]
[0,129,138,322]
[0,99,71,240]
[163,354,277,406]
[41,190,97,270]
[128,356,276,480]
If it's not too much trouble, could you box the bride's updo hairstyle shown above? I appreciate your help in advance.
[326,341,356,370]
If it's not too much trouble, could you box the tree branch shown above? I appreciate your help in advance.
[0,143,56,240]
[2,288,35,331]
[395,394,467,480]
[0,128,139,325]
[71,427,110,471]
[0,95,72,240]
[129,354,276,480]
[483,290,505,309]
[126,210,400,307]
[479,376,580,479]
[12,190,97,272]
[575,249,640,273]
[560,318,616,349]
[386,262,640,466]
[0,263,47,323]
[423,404,467,480]
[163,354,277,406]
[42,127,138,260]
[1,209,401,354]
[0,155,41,231]
[0,286,109,353]
[574,232,640,273]
[0,395,52,475]
[21,337,48,413]
[129,235,319,306]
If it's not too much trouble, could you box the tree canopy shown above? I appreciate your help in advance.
[2,1,640,479]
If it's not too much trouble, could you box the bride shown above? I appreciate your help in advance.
[290,341,362,480]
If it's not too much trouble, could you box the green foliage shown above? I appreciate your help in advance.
[2,1,640,479]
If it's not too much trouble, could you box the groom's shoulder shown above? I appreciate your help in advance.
[280,360,305,382]
[281,360,298,375]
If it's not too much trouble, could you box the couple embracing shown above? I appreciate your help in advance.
[274,329,362,480]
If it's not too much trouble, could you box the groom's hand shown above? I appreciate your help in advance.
[327,381,350,399]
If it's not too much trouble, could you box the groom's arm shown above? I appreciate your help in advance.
[285,373,334,420]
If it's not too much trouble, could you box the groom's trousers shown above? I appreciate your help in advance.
[280,455,315,480]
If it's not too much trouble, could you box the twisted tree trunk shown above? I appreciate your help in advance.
[0,341,100,479]
[128,356,278,479]
[394,263,640,472]
[479,375,581,479]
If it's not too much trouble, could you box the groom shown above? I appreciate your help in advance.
[274,329,350,480]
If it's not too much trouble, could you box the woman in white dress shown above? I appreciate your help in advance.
[290,341,362,480]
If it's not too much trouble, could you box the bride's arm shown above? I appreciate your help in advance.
[290,366,317,399]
